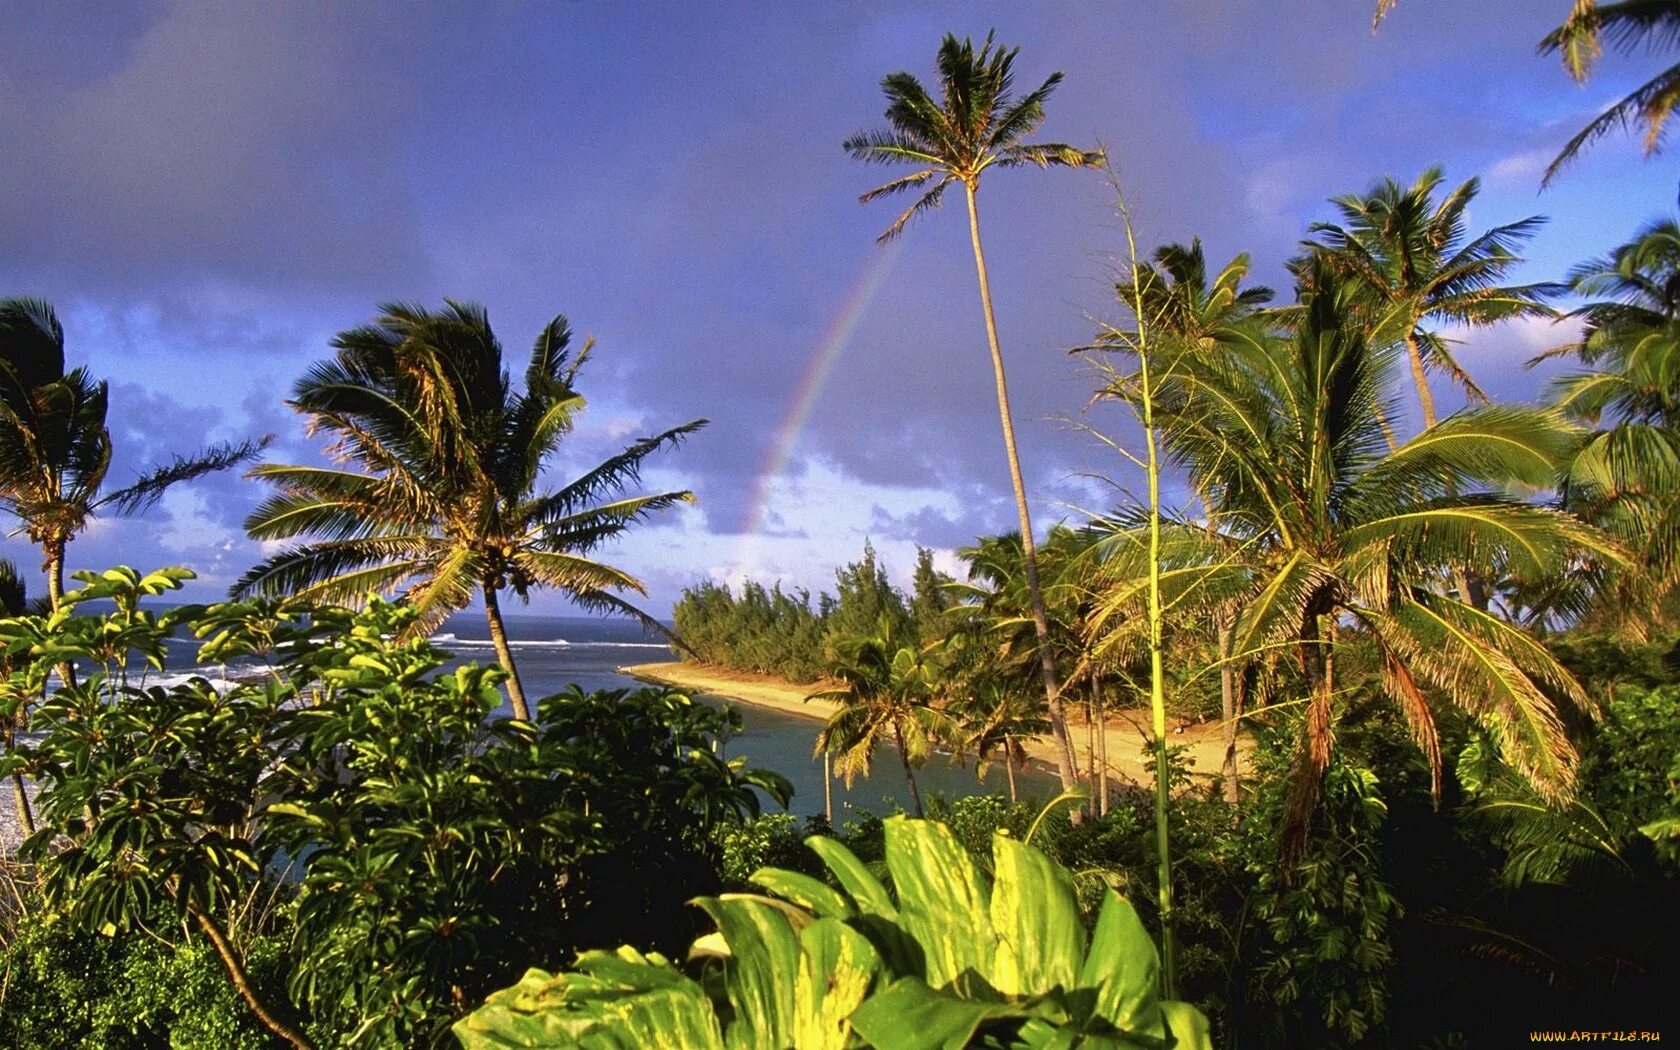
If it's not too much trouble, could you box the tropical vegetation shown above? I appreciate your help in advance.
[2,13,1678,1050]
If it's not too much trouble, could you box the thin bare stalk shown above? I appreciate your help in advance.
[1118,182,1180,999]
[1219,617,1240,805]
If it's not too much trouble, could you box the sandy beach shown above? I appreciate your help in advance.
[620,660,1244,789]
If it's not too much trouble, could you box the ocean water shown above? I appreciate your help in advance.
[428,611,1059,818]
[135,609,1054,818]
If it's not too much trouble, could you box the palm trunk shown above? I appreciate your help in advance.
[1219,618,1240,805]
[1403,332,1439,430]
[45,542,66,611]
[45,541,76,690]
[892,718,923,818]
[9,772,32,837]
[823,752,834,823]
[1004,739,1018,804]
[6,718,32,836]
[962,181,1080,805]
[190,903,314,1050]
[1287,614,1338,858]
[1084,692,1096,800]
[1094,681,1110,817]
[482,584,530,720]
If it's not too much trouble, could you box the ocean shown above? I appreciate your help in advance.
[427,611,1057,818]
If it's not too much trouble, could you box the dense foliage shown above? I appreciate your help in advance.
[672,543,947,682]
[2,12,1679,1049]
[0,570,787,1049]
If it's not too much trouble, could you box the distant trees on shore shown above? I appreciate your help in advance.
[672,542,948,682]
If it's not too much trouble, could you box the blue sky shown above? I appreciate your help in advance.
[1,0,1674,617]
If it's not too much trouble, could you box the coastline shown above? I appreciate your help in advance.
[620,660,1243,788]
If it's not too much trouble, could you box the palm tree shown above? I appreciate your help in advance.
[845,31,1103,801]
[1538,1,1680,185]
[0,298,265,608]
[234,301,702,720]
[960,677,1049,804]
[1532,219,1680,633]
[808,614,959,818]
[1116,239,1275,352]
[1090,260,1616,847]
[1304,168,1560,433]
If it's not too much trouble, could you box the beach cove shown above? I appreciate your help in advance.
[620,659,1245,792]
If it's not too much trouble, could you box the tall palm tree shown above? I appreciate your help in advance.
[1090,260,1616,847]
[1532,219,1680,633]
[1538,1,1680,185]
[1304,168,1560,433]
[0,298,264,608]
[845,31,1103,800]
[808,614,959,817]
[235,301,702,720]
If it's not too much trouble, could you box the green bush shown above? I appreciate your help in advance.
[2,569,792,1049]
[0,912,284,1049]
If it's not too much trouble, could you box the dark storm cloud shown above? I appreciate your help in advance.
[0,2,430,300]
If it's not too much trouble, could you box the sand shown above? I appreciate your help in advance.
[620,660,1245,789]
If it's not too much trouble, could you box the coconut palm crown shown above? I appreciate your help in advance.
[1533,218,1680,633]
[1088,261,1616,844]
[808,614,959,818]
[1538,0,1680,184]
[842,31,1104,242]
[1303,168,1560,431]
[235,301,703,719]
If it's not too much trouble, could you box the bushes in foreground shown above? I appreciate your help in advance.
[0,568,788,1049]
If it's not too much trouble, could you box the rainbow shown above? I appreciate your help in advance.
[734,244,904,568]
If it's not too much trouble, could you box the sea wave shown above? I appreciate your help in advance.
[429,632,667,651]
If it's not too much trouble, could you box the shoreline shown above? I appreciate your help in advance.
[620,660,1243,788]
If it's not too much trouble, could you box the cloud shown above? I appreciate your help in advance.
[0,3,429,300]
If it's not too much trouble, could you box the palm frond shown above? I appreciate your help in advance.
[101,437,269,517]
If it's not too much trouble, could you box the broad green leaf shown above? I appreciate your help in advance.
[589,986,725,1050]
[989,832,1084,997]
[1078,891,1161,1038]
[791,917,880,1050]
[1159,1000,1214,1050]
[750,866,856,919]
[805,835,896,917]
[694,896,800,1050]
[848,976,1024,1050]
[882,816,993,991]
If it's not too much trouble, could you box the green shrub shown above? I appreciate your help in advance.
[0,912,284,1049]
[2,569,792,1049]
